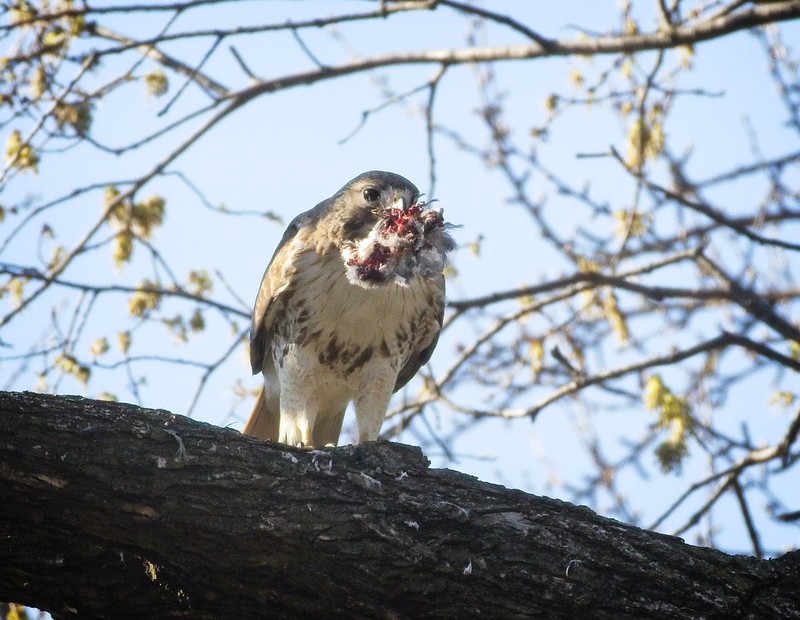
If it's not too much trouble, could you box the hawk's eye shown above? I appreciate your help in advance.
[363,187,380,202]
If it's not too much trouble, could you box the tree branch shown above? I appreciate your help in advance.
[1,390,799,618]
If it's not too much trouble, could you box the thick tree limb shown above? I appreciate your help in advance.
[1,390,798,618]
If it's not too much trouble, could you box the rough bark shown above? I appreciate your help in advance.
[0,390,798,619]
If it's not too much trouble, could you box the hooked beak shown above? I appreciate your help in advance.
[390,196,408,211]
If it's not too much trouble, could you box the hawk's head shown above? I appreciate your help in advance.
[331,171,455,288]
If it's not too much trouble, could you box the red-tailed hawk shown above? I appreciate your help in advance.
[243,171,455,447]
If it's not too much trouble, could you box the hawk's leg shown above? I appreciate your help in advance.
[353,371,395,443]
[276,348,352,448]
[277,356,320,447]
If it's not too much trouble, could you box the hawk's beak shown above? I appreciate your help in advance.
[390,196,407,211]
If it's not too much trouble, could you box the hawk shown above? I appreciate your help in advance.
[243,171,455,447]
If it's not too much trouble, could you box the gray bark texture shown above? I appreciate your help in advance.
[1,390,798,618]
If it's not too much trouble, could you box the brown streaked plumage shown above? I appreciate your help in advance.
[243,171,454,447]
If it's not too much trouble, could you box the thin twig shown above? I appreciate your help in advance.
[732,477,763,559]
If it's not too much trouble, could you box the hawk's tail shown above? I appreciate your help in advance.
[242,387,279,441]
[311,407,347,448]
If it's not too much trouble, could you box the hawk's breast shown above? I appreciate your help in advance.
[271,245,442,385]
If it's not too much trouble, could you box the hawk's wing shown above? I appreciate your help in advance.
[392,279,446,393]
[250,204,325,375]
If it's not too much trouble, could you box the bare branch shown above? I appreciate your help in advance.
[91,25,229,98]
[698,254,800,343]
[448,246,703,312]
[0,263,249,319]
[225,1,800,105]
[438,0,555,49]
[732,477,763,559]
